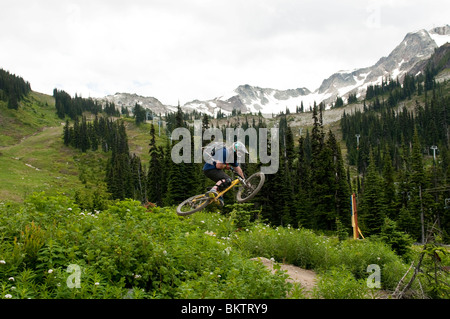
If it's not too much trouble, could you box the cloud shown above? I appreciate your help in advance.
[0,0,448,105]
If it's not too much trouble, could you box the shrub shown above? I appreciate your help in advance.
[0,192,291,299]
[312,266,369,299]
[378,218,414,260]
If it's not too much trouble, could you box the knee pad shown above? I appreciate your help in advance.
[217,178,232,191]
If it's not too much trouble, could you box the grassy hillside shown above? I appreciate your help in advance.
[0,91,168,203]
[0,92,107,202]
[0,91,59,146]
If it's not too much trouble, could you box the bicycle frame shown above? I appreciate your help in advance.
[191,174,245,206]
[211,178,241,203]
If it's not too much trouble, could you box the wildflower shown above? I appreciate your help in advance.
[0,260,5,264]
[134,274,142,279]
[68,207,72,211]
[201,220,205,223]
[11,287,16,290]
[163,250,167,255]
[4,294,12,299]
[8,277,14,281]
[48,269,53,274]
[94,282,100,286]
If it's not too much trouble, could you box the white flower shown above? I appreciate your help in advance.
[8,277,14,281]
[163,250,167,255]
[0,260,5,264]
[201,220,205,223]
[10,286,16,290]
[94,282,100,286]
[48,269,53,274]
[4,294,12,299]
[204,231,216,237]
[134,274,142,279]
[68,207,72,211]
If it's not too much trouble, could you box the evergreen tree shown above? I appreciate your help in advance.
[359,150,385,235]
[63,120,71,146]
[327,130,351,227]
[147,124,164,205]
[295,135,312,228]
[382,150,397,219]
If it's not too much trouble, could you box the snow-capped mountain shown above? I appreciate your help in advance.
[315,25,450,105]
[99,25,450,116]
[181,25,449,115]
[183,85,312,116]
[96,92,177,115]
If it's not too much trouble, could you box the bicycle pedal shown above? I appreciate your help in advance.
[208,192,217,198]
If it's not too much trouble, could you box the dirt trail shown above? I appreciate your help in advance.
[251,257,317,292]
[252,257,392,299]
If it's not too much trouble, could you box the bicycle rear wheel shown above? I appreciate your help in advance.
[176,194,212,216]
[236,172,265,203]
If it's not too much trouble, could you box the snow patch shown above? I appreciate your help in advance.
[429,32,450,47]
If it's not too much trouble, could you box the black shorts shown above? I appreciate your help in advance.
[203,169,230,183]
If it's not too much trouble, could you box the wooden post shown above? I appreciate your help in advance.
[351,193,359,239]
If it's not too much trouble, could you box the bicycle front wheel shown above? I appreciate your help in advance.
[176,194,212,216]
[236,172,265,203]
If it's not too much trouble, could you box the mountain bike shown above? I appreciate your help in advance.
[176,168,265,216]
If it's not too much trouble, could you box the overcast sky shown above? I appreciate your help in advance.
[0,0,448,106]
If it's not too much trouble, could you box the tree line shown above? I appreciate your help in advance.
[254,103,352,231]
[0,68,31,109]
[340,75,450,242]
[53,88,121,120]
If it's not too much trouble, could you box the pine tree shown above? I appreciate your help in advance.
[359,149,385,236]
[63,120,71,146]
[295,135,312,228]
[382,150,397,219]
[147,124,164,205]
[327,130,351,227]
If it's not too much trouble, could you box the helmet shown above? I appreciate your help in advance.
[232,141,248,158]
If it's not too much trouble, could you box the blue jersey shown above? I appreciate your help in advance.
[203,147,239,171]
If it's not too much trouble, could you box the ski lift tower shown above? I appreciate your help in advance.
[431,145,438,161]
[153,116,164,136]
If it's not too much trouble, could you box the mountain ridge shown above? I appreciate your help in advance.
[95,25,450,116]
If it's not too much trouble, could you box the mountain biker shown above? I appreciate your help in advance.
[202,141,248,206]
